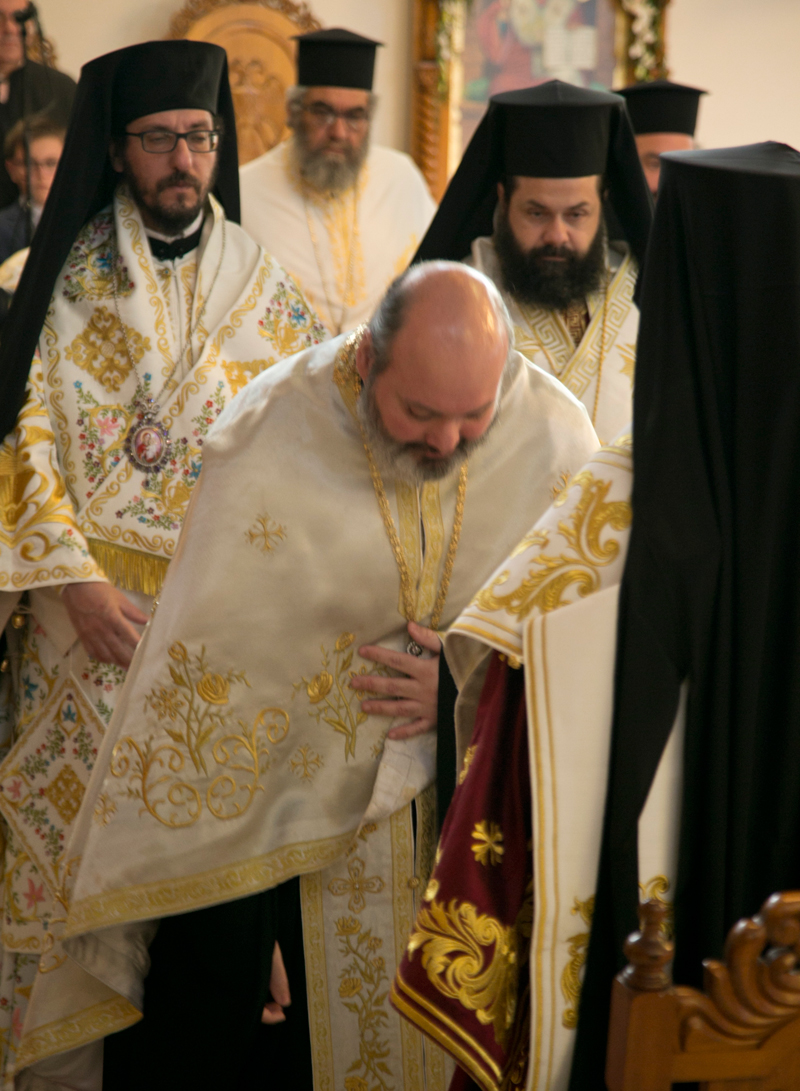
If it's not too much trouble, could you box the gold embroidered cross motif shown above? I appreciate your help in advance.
[471,820,504,866]
[328,856,385,913]
[245,513,286,554]
[65,306,150,393]
[93,793,117,827]
[561,894,595,1028]
[45,764,85,825]
[288,743,324,783]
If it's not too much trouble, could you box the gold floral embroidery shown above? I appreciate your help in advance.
[458,744,478,785]
[561,894,594,1029]
[334,914,392,1091]
[288,743,324,783]
[222,359,268,396]
[293,632,385,761]
[406,897,518,1046]
[328,856,385,913]
[245,513,286,554]
[471,820,504,866]
[474,470,631,618]
[64,306,151,393]
[111,642,288,826]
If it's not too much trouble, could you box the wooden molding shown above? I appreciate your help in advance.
[168,0,321,164]
[607,893,800,1091]
[168,0,319,40]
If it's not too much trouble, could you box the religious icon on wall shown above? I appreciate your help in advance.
[411,0,670,200]
[458,0,620,154]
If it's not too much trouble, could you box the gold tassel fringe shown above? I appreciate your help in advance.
[87,538,170,597]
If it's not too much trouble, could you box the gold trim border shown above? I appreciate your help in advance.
[14,996,140,1075]
[66,828,357,937]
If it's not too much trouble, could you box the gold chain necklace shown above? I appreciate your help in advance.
[336,332,469,647]
[302,183,359,336]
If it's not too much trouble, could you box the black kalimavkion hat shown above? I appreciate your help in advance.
[414,80,653,276]
[617,79,707,137]
[294,28,383,91]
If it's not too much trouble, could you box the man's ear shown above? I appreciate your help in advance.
[355,329,374,384]
[497,180,506,208]
[109,142,124,174]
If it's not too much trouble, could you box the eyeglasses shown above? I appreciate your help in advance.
[125,129,221,154]
[303,104,370,131]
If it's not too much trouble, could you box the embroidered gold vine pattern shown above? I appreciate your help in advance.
[293,632,386,762]
[245,513,286,554]
[406,898,518,1046]
[474,470,632,618]
[110,642,288,827]
[458,744,478,785]
[639,874,673,939]
[334,915,393,1091]
[561,894,595,1029]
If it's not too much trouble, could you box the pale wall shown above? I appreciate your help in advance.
[654,0,800,152]
[33,0,800,156]
[37,0,412,151]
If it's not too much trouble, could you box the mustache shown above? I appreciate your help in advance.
[156,170,201,195]
[529,244,577,260]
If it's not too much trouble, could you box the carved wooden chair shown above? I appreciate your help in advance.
[606,893,800,1091]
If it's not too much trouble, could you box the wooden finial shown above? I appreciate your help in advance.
[621,899,674,992]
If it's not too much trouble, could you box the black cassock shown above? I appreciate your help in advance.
[571,142,800,1087]
[103,879,313,1090]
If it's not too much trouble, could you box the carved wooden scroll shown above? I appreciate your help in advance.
[169,0,321,165]
[606,893,800,1091]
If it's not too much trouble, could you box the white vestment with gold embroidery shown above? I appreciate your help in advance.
[240,142,437,335]
[17,337,598,1087]
[0,186,326,1086]
[468,236,640,445]
[443,432,683,1091]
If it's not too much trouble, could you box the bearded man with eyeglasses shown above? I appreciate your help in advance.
[0,40,327,1086]
[240,29,436,336]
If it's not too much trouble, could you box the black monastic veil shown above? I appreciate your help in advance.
[571,141,800,1088]
[0,40,240,444]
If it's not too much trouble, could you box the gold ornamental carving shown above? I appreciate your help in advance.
[168,0,322,166]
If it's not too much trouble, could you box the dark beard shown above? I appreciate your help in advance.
[494,207,607,310]
[123,160,217,236]
[291,125,369,195]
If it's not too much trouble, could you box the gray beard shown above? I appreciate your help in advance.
[356,375,498,486]
[290,126,369,195]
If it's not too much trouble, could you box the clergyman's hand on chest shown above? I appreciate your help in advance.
[354,621,441,740]
[62,582,150,669]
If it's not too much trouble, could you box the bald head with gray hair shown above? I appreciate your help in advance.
[367,261,514,380]
[355,261,515,485]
